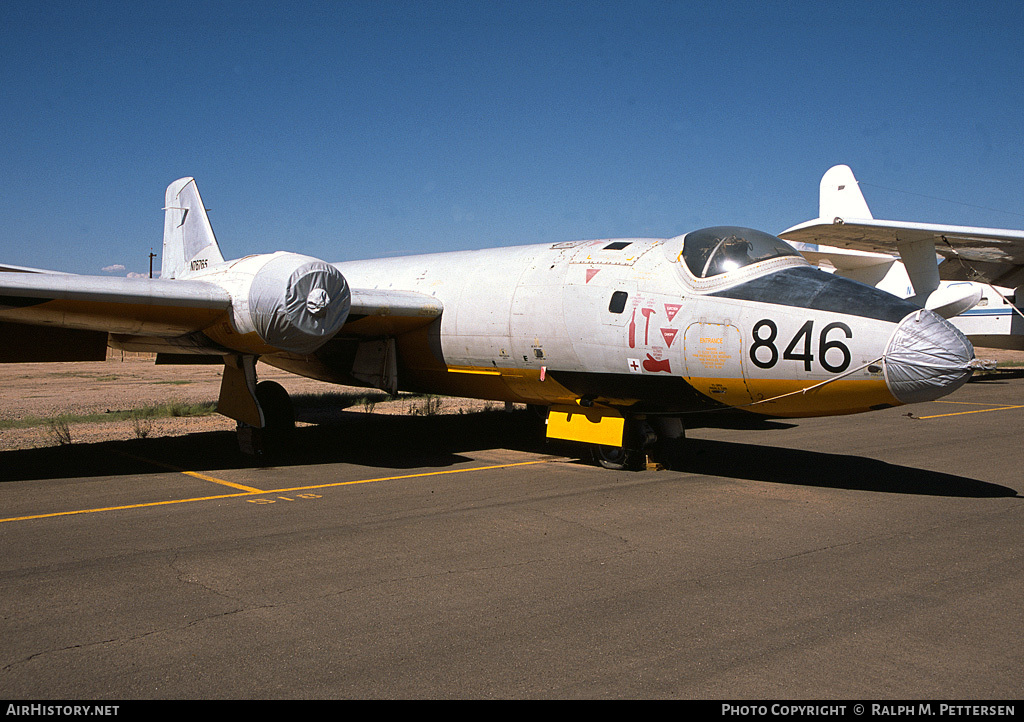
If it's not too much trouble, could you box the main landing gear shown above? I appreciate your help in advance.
[254,379,296,448]
[592,416,687,472]
[219,354,296,462]
[235,380,296,462]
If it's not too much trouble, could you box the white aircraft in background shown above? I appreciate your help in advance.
[781,165,1024,351]
[0,176,979,468]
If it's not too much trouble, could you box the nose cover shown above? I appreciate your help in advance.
[884,309,975,404]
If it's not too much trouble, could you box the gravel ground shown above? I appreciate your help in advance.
[1,347,1021,452]
[0,354,497,451]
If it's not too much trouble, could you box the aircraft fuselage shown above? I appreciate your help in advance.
[267,229,974,421]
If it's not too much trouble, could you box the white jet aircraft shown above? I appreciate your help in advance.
[0,177,980,468]
[781,165,1024,351]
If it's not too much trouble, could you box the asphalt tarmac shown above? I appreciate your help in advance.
[1,373,1022,699]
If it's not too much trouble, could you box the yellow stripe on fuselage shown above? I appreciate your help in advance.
[432,362,898,418]
[699,376,899,417]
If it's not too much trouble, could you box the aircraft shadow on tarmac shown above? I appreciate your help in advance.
[966,368,1024,383]
[0,407,1017,498]
[0,408,550,483]
[674,438,1018,498]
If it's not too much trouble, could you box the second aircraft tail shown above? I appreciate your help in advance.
[819,164,874,222]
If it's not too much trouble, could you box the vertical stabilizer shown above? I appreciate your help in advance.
[819,164,873,222]
[162,178,225,279]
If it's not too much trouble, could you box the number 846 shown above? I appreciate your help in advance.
[750,319,852,373]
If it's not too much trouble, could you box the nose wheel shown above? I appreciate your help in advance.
[592,416,685,471]
[593,443,646,471]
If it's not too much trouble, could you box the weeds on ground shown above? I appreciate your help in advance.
[410,395,444,416]
[290,390,391,412]
[45,418,72,445]
[1,401,217,432]
[130,410,153,439]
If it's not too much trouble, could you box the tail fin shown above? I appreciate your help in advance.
[819,165,873,222]
[161,178,225,279]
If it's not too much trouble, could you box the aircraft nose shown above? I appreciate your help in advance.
[883,309,976,404]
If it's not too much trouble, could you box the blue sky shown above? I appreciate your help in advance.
[2,0,1023,275]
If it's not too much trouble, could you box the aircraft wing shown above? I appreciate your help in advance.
[343,288,443,336]
[781,217,1024,287]
[0,270,232,336]
[0,270,234,362]
[0,268,443,361]
[0,263,73,274]
[779,165,1024,291]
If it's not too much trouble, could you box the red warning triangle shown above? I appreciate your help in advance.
[660,328,678,348]
[585,268,600,283]
[664,303,681,321]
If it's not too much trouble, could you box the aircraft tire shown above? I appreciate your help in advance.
[255,380,295,451]
[594,444,645,472]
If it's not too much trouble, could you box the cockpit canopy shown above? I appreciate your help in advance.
[682,226,802,278]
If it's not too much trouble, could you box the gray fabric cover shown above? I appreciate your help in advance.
[884,309,975,404]
[248,254,350,354]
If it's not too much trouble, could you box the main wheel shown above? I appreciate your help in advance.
[255,380,295,453]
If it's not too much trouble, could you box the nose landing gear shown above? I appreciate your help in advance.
[591,416,686,471]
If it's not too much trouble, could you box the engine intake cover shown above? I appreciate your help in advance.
[247,253,350,354]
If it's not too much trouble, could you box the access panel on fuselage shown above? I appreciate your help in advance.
[561,239,684,377]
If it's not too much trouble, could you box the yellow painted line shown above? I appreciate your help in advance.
[262,459,551,494]
[929,400,1010,406]
[114,451,263,492]
[0,492,261,524]
[0,459,552,524]
[917,404,1024,419]
[181,470,260,491]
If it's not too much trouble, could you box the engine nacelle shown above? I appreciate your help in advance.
[202,252,351,355]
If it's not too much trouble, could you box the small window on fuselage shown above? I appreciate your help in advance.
[609,291,628,313]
